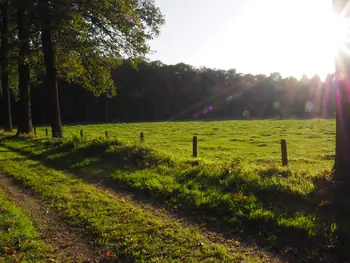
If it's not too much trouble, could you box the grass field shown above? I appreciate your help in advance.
[33,119,335,172]
[0,188,50,263]
[1,119,346,262]
[0,138,268,262]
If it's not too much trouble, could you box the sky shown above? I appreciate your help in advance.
[148,0,335,79]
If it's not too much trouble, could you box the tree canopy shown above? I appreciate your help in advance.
[0,0,165,136]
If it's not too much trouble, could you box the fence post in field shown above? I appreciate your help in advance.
[45,128,48,136]
[281,139,288,166]
[80,129,84,138]
[193,136,198,158]
[105,130,108,138]
[140,132,145,143]
[33,127,36,135]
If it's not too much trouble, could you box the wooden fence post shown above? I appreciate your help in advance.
[45,128,48,136]
[281,139,288,166]
[193,136,198,158]
[140,132,144,143]
[80,129,83,137]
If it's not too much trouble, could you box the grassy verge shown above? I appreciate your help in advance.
[0,134,347,261]
[0,188,50,263]
[0,138,268,263]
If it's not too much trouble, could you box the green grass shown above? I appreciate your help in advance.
[1,119,347,262]
[0,188,50,263]
[0,139,268,263]
[33,119,335,171]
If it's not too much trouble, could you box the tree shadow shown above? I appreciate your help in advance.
[0,135,171,173]
[313,182,350,262]
[0,136,348,262]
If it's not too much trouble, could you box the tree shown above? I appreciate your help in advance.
[35,0,164,137]
[38,0,62,137]
[0,0,12,132]
[333,0,350,184]
[16,1,33,135]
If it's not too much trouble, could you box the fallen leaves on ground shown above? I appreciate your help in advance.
[2,246,16,255]
[105,249,116,259]
[233,193,248,199]
[59,242,74,249]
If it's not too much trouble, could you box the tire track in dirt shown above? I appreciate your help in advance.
[0,173,116,263]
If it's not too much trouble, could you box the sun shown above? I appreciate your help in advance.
[288,3,350,81]
[242,1,342,80]
[332,11,350,68]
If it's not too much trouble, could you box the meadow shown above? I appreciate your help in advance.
[37,119,335,171]
[0,119,345,262]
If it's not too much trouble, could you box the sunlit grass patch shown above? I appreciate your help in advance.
[30,119,335,171]
[0,188,50,263]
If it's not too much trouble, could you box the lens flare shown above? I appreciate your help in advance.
[243,110,250,119]
[226,96,233,102]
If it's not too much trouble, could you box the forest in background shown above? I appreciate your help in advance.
[1,60,336,126]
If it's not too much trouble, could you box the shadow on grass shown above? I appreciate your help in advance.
[0,135,173,173]
[0,135,348,262]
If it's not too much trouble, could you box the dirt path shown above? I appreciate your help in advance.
[0,174,114,263]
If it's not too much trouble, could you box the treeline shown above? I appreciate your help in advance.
[0,0,164,137]
[2,60,336,125]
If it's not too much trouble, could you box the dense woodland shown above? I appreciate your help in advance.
[1,59,337,125]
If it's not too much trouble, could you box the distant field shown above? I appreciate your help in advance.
[34,119,335,172]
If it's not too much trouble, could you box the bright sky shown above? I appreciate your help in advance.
[149,0,335,79]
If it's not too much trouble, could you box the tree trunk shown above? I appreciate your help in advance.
[1,1,12,132]
[333,0,350,183]
[39,0,62,138]
[104,96,109,122]
[16,5,33,135]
